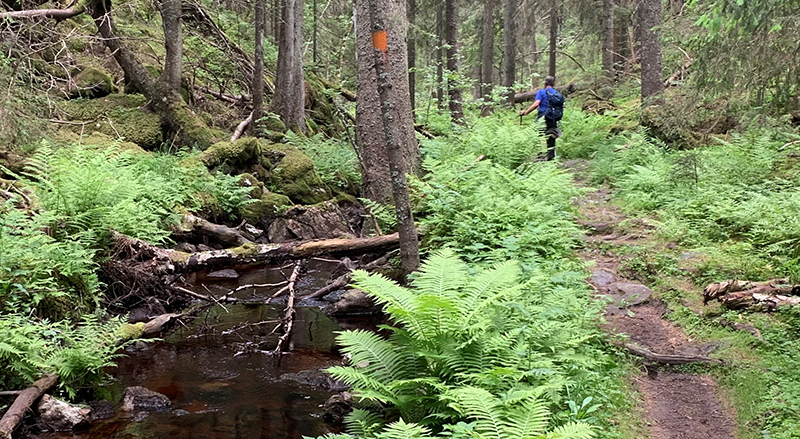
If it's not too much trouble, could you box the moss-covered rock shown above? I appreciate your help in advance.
[117,322,146,341]
[238,173,265,199]
[262,112,286,133]
[239,192,292,223]
[70,67,115,99]
[265,143,331,205]
[57,94,163,149]
[200,138,262,172]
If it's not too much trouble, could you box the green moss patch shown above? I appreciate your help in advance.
[57,94,163,149]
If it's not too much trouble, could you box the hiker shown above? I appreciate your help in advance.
[519,76,564,161]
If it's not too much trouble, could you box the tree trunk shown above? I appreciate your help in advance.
[639,0,663,100]
[436,7,445,109]
[271,0,305,132]
[445,0,465,124]
[312,0,318,63]
[480,0,494,116]
[602,0,614,78]
[407,0,416,115]
[502,0,516,104]
[548,0,557,77]
[160,0,182,92]
[364,0,420,277]
[252,0,265,135]
[529,7,537,71]
[355,0,418,204]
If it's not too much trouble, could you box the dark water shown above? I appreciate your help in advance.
[41,261,365,439]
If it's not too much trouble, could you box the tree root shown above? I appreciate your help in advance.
[621,342,722,365]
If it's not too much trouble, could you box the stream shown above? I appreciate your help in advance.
[37,260,370,439]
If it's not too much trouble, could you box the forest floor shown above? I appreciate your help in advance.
[568,159,739,439]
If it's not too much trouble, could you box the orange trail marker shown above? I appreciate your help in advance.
[372,30,388,52]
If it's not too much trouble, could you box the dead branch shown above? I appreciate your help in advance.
[718,318,763,341]
[197,85,251,107]
[231,111,254,141]
[304,252,394,299]
[274,261,303,361]
[414,124,435,139]
[0,374,58,439]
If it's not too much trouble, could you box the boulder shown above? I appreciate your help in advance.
[265,143,331,205]
[199,138,263,173]
[207,268,240,279]
[37,394,91,431]
[323,289,380,316]
[266,201,360,242]
[69,67,115,99]
[322,392,353,425]
[122,386,171,412]
[239,192,292,224]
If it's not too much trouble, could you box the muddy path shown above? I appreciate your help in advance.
[568,161,738,439]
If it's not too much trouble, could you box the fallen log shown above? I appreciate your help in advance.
[231,112,254,141]
[177,214,252,247]
[305,252,394,299]
[0,374,58,439]
[622,343,722,365]
[113,231,403,275]
[703,279,800,310]
[513,83,577,103]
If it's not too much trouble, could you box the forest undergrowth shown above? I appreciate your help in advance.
[0,140,252,393]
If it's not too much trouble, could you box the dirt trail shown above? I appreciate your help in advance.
[569,161,737,439]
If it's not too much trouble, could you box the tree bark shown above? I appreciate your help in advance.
[407,0,416,115]
[0,374,58,439]
[639,0,663,100]
[529,7,537,70]
[160,0,182,92]
[445,0,465,124]
[436,7,445,109]
[355,0,418,204]
[502,0,516,104]
[548,0,557,77]
[252,0,266,135]
[271,0,305,132]
[601,0,614,78]
[480,0,495,116]
[364,0,420,277]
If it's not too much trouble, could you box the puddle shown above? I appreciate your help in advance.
[35,260,362,439]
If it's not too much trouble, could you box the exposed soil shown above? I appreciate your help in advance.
[569,160,737,439]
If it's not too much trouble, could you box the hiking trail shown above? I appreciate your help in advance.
[567,160,738,439]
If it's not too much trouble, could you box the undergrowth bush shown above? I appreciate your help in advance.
[22,142,251,245]
[0,312,129,395]
[589,129,800,281]
[416,138,582,266]
[286,131,361,191]
[317,250,610,439]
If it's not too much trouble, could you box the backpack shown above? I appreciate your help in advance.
[544,89,564,122]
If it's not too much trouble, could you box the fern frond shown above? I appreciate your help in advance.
[411,249,468,300]
[502,398,550,438]
[544,422,595,439]
[374,419,434,439]
[447,387,505,439]
[345,409,384,437]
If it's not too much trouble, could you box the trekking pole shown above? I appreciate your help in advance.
[519,112,523,126]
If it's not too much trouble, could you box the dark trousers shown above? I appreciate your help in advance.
[538,116,558,161]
